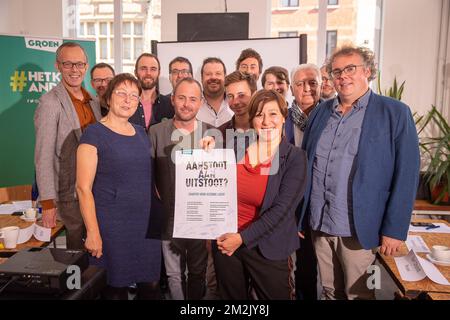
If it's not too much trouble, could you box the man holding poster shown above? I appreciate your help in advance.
[149,78,213,300]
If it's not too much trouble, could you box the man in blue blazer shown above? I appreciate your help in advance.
[299,45,420,300]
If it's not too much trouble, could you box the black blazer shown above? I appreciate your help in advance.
[240,138,307,260]
[129,93,174,131]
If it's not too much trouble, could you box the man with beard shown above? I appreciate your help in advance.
[196,57,233,127]
[130,53,174,131]
[90,62,115,116]
[320,65,337,100]
[261,66,290,99]
[236,48,263,81]
[149,78,209,300]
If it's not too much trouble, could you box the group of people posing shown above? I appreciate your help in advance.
[33,42,420,300]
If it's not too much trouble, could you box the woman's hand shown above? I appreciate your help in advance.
[217,233,243,256]
[85,231,103,258]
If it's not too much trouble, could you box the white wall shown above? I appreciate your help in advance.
[379,0,449,117]
[0,0,63,37]
[161,0,271,41]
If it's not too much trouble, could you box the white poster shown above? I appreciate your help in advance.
[174,149,237,239]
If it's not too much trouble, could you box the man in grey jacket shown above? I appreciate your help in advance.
[34,42,101,249]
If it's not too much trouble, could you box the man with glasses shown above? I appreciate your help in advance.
[90,62,115,116]
[299,45,420,300]
[167,56,193,95]
[320,65,337,101]
[286,63,323,147]
[34,42,101,249]
[284,64,323,301]
[130,53,174,131]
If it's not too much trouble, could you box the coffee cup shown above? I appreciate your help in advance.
[25,208,37,219]
[0,226,20,249]
[431,245,450,262]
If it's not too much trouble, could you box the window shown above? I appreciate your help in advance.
[78,23,84,36]
[99,39,108,59]
[87,22,95,36]
[281,0,299,7]
[123,38,131,60]
[279,31,298,37]
[326,30,337,58]
[328,0,339,5]
[134,38,143,59]
[123,22,131,35]
[100,22,107,35]
[134,22,143,36]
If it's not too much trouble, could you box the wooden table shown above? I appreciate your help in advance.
[413,200,450,216]
[0,215,64,256]
[377,219,450,300]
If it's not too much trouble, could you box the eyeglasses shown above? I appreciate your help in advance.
[170,69,191,76]
[59,61,87,70]
[330,64,365,79]
[114,90,140,102]
[294,80,318,88]
[92,77,113,85]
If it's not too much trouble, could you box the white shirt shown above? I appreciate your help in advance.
[196,98,233,127]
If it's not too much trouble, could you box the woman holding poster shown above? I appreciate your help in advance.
[213,89,307,299]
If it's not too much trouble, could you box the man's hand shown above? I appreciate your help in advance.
[380,235,403,256]
[199,136,215,152]
[42,208,57,228]
[85,231,103,258]
[216,233,243,256]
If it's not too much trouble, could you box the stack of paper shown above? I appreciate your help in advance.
[0,200,33,215]
[17,223,51,243]
[394,250,450,286]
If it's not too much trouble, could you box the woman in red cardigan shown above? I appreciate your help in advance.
[213,89,307,300]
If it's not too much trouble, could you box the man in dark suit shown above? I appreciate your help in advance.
[130,53,174,130]
[299,45,420,300]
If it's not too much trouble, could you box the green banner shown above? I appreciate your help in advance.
[0,35,96,187]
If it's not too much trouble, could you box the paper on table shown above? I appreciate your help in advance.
[33,224,51,242]
[0,204,16,215]
[0,201,33,215]
[394,250,450,285]
[17,223,51,244]
[17,224,35,244]
[405,235,430,253]
[12,200,32,212]
[409,223,450,234]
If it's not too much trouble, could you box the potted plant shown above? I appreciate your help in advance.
[415,106,450,204]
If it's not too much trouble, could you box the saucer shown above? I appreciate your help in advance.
[426,254,450,266]
[20,215,37,222]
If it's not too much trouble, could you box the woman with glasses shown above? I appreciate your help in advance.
[76,73,161,300]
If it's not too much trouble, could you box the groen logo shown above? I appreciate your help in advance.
[10,71,27,92]
[25,37,62,53]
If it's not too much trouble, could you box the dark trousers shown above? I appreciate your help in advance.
[212,242,292,300]
[170,238,208,300]
[295,227,319,300]
[57,200,86,250]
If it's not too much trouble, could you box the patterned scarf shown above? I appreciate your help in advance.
[289,101,308,132]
